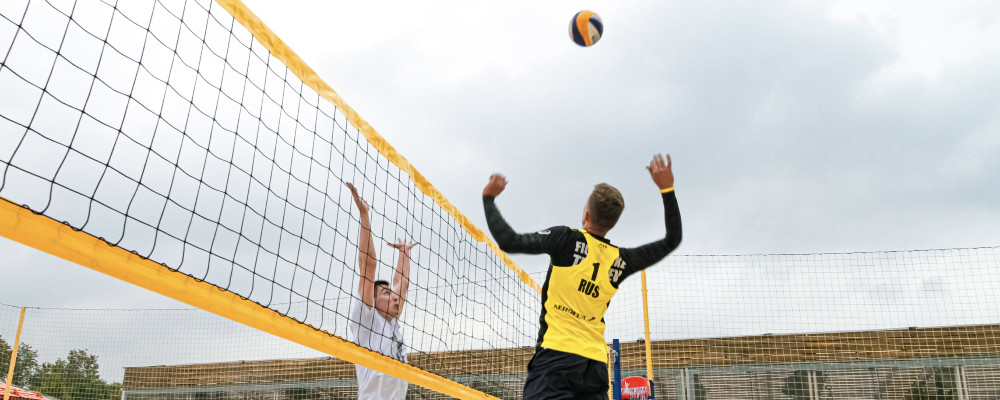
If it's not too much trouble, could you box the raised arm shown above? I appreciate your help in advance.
[388,239,418,318]
[616,154,683,282]
[347,182,377,308]
[482,174,567,255]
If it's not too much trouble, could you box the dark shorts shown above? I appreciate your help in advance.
[523,347,609,400]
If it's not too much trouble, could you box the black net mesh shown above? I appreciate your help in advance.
[0,0,538,397]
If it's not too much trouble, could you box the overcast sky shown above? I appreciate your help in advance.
[1,0,999,376]
[225,0,1000,255]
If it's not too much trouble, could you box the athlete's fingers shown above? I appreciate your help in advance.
[649,154,663,172]
[346,183,367,210]
[666,154,672,169]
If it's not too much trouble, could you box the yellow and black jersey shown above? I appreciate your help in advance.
[483,190,682,361]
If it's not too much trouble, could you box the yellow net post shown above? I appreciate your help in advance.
[2,307,26,400]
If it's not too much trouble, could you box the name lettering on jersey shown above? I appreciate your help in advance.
[578,279,601,298]
[573,241,588,264]
[552,304,597,322]
[609,257,626,284]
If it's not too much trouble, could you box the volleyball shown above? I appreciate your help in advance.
[569,11,603,47]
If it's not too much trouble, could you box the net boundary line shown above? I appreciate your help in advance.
[0,198,498,400]
[213,0,541,296]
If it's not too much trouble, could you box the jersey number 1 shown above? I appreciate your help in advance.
[591,263,600,281]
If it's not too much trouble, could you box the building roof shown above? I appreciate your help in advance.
[0,383,48,400]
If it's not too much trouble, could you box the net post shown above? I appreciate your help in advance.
[613,339,622,400]
[641,270,654,382]
[2,307,26,400]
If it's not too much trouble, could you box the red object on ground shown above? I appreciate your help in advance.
[0,383,47,400]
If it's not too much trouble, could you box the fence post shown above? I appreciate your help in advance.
[679,368,697,400]
[955,366,968,400]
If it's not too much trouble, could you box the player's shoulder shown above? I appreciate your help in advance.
[532,226,580,248]
[534,225,572,235]
[539,225,583,240]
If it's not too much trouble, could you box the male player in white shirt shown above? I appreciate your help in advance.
[345,182,418,399]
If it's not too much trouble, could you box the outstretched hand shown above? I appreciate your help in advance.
[389,239,419,254]
[345,182,369,213]
[483,174,507,197]
[646,154,674,190]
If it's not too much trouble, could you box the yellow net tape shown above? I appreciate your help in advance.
[0,198,498,399]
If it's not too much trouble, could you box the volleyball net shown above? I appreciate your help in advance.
[4,0,1000,399]
[0,0,538,397]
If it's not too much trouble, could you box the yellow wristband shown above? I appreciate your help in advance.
[660,187,674,193]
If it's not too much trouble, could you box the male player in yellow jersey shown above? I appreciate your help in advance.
[482,154,681,400]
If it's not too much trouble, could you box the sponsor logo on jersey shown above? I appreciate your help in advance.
[552,304,597,322]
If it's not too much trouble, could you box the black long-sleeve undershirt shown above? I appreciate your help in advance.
[483,191,682,287]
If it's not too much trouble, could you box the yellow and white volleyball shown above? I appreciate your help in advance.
[569,11,603,47]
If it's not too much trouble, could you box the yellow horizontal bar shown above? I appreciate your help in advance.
[0,198,497,400]
[212,0,540,296]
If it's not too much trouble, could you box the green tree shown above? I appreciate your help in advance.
[0,335,40,387]
[28,349,121,400]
